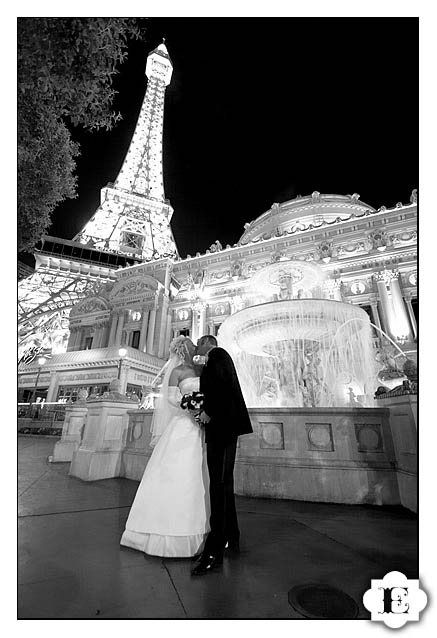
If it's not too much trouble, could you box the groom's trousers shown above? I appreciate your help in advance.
[203,436,239,559]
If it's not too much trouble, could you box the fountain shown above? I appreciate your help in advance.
[218,260,377,407]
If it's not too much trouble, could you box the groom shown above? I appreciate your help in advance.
[191,335,253,576]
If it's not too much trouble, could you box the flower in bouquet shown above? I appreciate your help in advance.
[181,391,204,411]
[180,391,204,422]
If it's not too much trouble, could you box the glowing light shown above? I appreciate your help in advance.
[219,261,377,408]
[73,43,178,261]
[118,347,127,358]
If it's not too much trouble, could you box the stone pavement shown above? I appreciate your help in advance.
[18,437,418,619]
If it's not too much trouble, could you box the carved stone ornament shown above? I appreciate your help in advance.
[259,422,285,449]
[116,278,156,297]
[71,297,108,316]
[355,424,384,453]
[350,281,366,295]
[77,388,89,403]
[306,423,334,451]
[316,240,333,261]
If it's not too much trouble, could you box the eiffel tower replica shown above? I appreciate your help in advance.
[18,42,178,363]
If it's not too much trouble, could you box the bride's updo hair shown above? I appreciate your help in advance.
[169,335,190,362]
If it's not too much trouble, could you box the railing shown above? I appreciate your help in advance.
[18,402,67,422]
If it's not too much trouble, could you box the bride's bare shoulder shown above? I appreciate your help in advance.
[169,364,197,386]
[168,365,183,386]
[178,364,199,380]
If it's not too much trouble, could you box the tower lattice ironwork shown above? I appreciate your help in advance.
[74,42,178,261]
[18,42,178,363]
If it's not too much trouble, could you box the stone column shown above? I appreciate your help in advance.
[67,327,77,351]
[91,326,99,350]
[405,298,417,339]
[46,371,60,403]
[199,304,207,338]
[139,307,150,352]
[119,361,129,394]
[164,311,173,356]
[100,320,110,349]
[92,323,103,349]
[374,272,392,337]
[72,327,82,351]
[114,311,125,347]
[108,313,118,347]
[389,273,413,342]
[75,328,85,351]
[158,295,170,358]
[191,307,198,341]
[147,302,157,355]
[332,279,343,301]
[370,302,381,332]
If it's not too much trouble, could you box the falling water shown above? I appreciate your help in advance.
[219,299,378,408]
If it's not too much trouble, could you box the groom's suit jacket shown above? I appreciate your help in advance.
[200,347,253,443]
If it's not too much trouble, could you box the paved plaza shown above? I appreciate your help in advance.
[18,436,418,619]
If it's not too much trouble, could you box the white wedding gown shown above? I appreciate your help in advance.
[120,377,210,557]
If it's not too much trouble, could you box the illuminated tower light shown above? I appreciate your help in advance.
[18,42,178,360]
[74,42,178,261]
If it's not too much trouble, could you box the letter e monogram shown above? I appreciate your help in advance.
[380,587,410,614]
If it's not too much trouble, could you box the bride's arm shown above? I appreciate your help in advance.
[167,386,182,407]
[167,369,182,407]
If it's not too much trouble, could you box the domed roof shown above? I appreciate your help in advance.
[238,192,376,245]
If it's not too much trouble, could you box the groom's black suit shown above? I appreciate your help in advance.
[200,347,253,559]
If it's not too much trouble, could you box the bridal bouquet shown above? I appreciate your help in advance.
[180,391,204,423]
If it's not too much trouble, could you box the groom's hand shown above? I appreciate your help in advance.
[199,411,211,424]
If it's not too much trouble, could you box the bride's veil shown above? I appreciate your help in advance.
[149,336,190,447]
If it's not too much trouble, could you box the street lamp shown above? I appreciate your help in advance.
[117,347,127,379]
[29,356,46,416]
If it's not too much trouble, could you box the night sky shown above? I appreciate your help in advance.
[47,17,418,260]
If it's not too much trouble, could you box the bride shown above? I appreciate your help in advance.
[120,336,210,558]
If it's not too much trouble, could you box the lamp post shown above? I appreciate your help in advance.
[29,356,46,416]
[117,347,127,379]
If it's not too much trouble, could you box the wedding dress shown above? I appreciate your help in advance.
[120,376,210,557]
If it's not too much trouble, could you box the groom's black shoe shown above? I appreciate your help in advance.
[224,539,240,553]
[191,554,223,576]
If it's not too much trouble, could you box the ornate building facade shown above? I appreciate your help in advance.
[18,44,417,405]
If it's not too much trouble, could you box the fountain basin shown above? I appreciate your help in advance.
[219,298,376,408]
[219,299,367,356]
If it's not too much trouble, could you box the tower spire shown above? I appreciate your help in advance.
[74,42,178,261]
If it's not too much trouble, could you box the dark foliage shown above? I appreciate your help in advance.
[18,17,145,252]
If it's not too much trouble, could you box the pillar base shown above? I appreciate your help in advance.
[52,438,80,462]
[70,448,123,481]
[68,398,135,481]
[51,403,87,463]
